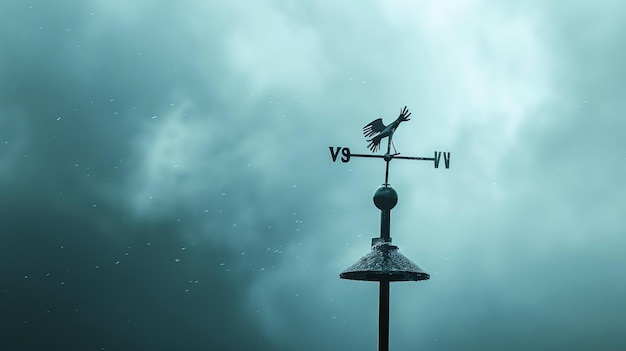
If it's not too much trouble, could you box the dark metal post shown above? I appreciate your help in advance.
[379,198,391,351]
[381,209,390,240]
[379,279,390,351]
[377,187,393,350]
[384,136,392,185]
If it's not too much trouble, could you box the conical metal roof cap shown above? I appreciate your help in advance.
[340,242,430,282]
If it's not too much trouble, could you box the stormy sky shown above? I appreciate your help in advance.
[1,1,625,350]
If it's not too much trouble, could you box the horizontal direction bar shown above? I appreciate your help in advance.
[349,153,434,161]
[394,155,435,161]
[348,153,385,159]
[329,147,449,168]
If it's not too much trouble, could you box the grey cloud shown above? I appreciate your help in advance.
[1,1,626,350]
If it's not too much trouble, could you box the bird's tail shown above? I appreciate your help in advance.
[367,135,382,152]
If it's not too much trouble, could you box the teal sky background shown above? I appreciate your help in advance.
[1,1,625,350]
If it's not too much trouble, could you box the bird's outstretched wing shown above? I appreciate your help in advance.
[363,118,386,138]
[367,136,382,153]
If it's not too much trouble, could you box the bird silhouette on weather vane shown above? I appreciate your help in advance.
[329,106,450,185]
[363,106,411,153]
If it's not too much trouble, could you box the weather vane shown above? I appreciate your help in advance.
[329,106,450,351]
[329,106,450,185]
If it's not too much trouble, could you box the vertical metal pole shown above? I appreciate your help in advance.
[385,161,390,185]
[381,210,390,240]
[379,279,390,351]
[381,140,393,351]
[385,138,392,185]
